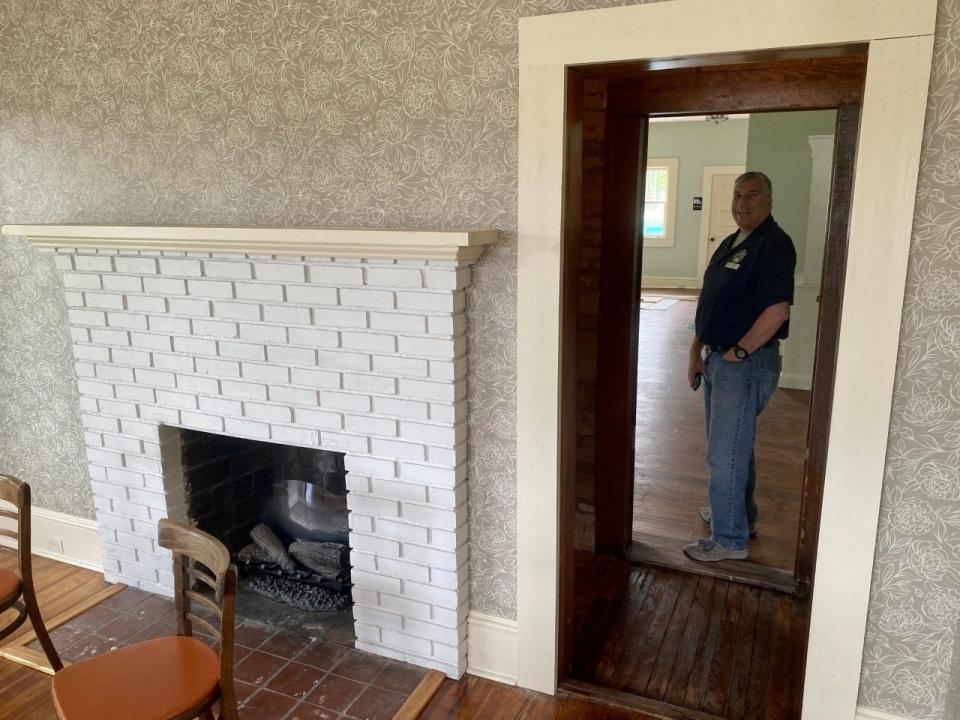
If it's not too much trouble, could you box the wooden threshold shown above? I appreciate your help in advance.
[625,535,795,594]
[392,669,446,720]
[560,679,725,720]
[0,581,125,674]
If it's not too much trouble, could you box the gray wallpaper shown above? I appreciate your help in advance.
[0,1,958,714]
[859,0,960,716]
[0,0,658,619]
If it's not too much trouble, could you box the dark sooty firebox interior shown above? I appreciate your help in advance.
[180,429,354,632]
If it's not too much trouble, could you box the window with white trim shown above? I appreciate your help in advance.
[642,157,679,247]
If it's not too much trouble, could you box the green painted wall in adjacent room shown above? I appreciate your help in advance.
[642,118,749,281]
[744,110,838,273]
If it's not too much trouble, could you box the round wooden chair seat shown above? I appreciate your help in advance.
[0,567,21,607]
[51,636,220,720]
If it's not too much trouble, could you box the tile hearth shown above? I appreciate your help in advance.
[31,585,427,720]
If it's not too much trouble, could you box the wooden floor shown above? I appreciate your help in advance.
[421,675,663,720]
[633,290,810,577]
[567,552,808,720]
[0,551,111,720]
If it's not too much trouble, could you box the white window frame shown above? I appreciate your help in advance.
[642,157,679,247]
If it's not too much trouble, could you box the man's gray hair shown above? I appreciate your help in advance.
[735,171,773,198]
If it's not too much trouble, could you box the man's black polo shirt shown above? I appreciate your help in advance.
[695,215,796,348]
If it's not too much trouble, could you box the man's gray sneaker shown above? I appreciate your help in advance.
[699,506,757,538]
[683,538,749,562]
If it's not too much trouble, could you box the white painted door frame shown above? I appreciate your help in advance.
[696,164,746,285]
[516,1,935,718]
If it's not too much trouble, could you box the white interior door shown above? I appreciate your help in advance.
[697,165,745,285]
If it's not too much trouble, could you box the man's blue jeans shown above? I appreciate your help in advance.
[702,346,780,550]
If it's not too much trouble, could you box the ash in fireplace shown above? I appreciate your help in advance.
[236,523,351,612]
[249,575,351,612]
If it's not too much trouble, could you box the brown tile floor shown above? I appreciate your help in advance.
[28,586,427,720]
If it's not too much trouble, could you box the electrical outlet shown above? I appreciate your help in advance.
[44,536,64,554]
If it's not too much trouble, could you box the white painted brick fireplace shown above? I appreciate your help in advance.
[6,224,496,678]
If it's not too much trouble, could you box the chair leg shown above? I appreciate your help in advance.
[23,593,62,671]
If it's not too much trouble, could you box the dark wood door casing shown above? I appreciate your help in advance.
[557,66,584,676]
[794,103,861,596]
[591,53,866,569]
[559,49,866,700]
[594,110,648,554]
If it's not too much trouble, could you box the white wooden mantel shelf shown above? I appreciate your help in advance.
[1,224,499,264]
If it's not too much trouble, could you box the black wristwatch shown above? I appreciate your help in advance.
[733,344,750,360]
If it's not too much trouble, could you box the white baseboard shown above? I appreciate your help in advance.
[641,276,699,289]
[779,372,813,391]
[28,508,102,571]
[856,707,912,720]
[467,611,517,685]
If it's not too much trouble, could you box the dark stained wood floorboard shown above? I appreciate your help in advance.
[633,291,809,576]
[720,587,760,720]
[568,552,804,720]
[662,576,716,705]
[678,579,728,709]
[615,568,682,692]
[420,675,663,720]
[645,573,701,700]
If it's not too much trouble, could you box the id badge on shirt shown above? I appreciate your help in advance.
[725,248,747,270]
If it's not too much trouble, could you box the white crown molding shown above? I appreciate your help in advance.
[1,224,500,264]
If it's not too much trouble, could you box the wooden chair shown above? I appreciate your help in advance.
[51,518,239,720]
[0,474,63,670]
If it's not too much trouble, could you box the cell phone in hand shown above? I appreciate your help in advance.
[691,372,702,391]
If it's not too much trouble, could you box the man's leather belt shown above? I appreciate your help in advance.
[706,339,779,354]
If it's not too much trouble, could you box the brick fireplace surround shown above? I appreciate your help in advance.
[5,224,497,678]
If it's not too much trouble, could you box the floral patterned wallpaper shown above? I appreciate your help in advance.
[859,1,960,716]
[0,0,661,620]
[1,0,958,714]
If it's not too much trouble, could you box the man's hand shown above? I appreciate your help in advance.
[688,338,705,387]
[722,349,742,362]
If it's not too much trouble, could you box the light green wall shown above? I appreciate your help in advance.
[744,110,837,271]
[642,118,749,280]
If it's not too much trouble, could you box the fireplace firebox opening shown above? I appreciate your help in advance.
[177,427,353,634]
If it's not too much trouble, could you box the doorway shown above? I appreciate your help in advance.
[628,110,838,594]
[563,53,865,719]
[515,4,935,717]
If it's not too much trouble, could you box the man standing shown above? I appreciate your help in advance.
[683,171,796,562]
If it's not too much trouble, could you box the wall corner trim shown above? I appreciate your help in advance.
[467,611,518,685]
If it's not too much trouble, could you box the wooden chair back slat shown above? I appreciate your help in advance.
[0,477,27,577]
[0,477,20,506]
[186,613,219,640]
[158,520,230,586]
[186,590,222,619]
[185,566,220,596]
